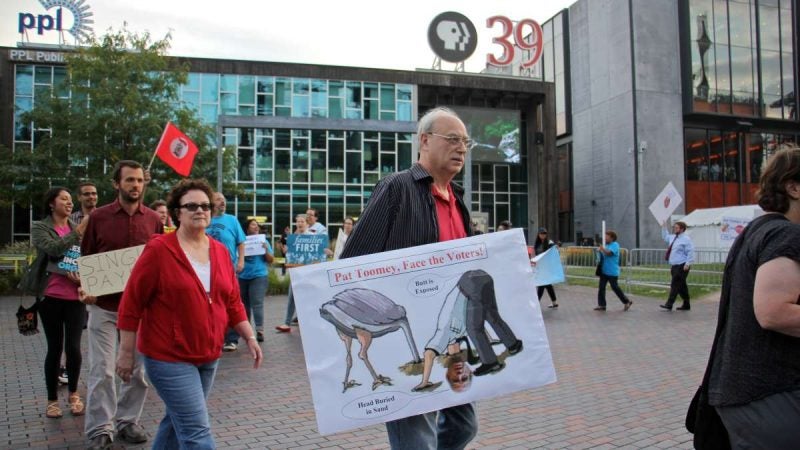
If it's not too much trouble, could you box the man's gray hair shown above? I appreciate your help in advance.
[417,107,460,136]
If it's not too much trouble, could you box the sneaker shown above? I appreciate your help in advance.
[222,342,238,352]
[593,306,606,311]
[86,434,112,450]
[624,300,633,311]
[507,340,523,356]
[117,423,148,444]
[256,331,264,342]
[58,367,68,385]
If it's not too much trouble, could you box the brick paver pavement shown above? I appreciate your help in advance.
[1,284,716,449]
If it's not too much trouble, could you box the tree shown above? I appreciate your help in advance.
[0,28,236,211]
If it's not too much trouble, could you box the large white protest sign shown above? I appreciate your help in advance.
[720,216,750,242]
[649,182,683,225]
[291,229,556,435]
[244,234,267,256]
[77,245,144,297]
[531,247,565,287]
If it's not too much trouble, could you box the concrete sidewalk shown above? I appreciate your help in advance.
[1,284,715,449]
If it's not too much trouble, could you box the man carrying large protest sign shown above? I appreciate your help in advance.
[79,160,163,450]
[340,107,478,450]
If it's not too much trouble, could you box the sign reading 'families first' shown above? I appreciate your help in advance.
[286,234,328,265]
[291,229,557,435]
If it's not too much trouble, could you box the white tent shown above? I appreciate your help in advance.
[682,205,764,250]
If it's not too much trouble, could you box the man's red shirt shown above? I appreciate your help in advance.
[432,184,467,242]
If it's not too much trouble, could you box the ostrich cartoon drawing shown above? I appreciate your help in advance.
[320,288,422,393]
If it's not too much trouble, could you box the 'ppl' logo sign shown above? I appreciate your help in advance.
[18,0,94,43]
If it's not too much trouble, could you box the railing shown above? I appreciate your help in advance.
[560,246,725,291]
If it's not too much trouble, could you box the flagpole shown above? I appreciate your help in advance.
[148,122,171,172]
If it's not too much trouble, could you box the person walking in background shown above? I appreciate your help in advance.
[149,199,173,228]
[240,218,274,342]
[117,178,262,449]
[275,214,312,333]
[70,181,98,223]
[332,217,354,260]
[698,145,800,447]
[660,220,694,311]
[207,192,247,351]
[595,230,633,312]
[341,107,478,450]
[80,160,163,450]
[533,227,559,308]
[19,187,89,419]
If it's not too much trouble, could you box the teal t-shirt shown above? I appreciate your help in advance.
[206,214,246,267]
[239,240,273,280]
[601,241,621,277]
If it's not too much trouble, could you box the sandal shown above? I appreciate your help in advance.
[68,393,85,416]
[275,324,291,333]
[46,401,62,419]
[411,381,443,392]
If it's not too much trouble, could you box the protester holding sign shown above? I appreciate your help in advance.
[79,160,163,450]
[19,187,89,419]
[533,227,559,309]
[332,217,354,260]
[340,107,478,449]
[117,178,262,450]
[276,214,314,333]
[240,219,274,342]
[595,230,633,312]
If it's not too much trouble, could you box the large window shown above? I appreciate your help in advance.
[687,0,797,120]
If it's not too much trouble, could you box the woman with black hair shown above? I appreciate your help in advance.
[534,227,559,308]
[19,187,89,418]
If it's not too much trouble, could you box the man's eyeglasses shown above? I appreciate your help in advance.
[180,203,212,212]
[428,133,473,148]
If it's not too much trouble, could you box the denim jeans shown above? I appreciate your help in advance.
[85,305,148,440]
[386,403,477,450]
[283,284,296,326]
[145,357,219,450]
[240,276,268,331]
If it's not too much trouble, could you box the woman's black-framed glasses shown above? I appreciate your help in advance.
[180,203,212,212]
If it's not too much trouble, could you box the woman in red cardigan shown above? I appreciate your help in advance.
[116,179,262,449]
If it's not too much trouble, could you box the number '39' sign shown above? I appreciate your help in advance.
[486,16,543,68]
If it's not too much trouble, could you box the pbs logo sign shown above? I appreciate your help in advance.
[428,11,478,63]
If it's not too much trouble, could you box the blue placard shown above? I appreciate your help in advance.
[287,234,329,265]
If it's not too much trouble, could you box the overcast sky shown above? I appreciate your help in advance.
[4,0,574,73]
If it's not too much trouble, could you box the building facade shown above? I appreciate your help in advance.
[1,50,557,244]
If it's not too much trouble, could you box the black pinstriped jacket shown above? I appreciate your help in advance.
[340,164,473,258]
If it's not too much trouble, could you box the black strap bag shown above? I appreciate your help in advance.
[16,299,40,336]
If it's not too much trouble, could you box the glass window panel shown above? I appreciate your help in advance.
[346,197,362,217]
[186,73,201,90]
[221,93,237,115]
[16,65,34,95]
[397,102,412,121]
[346,109,361,119]
[730,45,755,111]
[364,141,379,171]
[758,6,780,51]
[239,105,255,116]
[380,134,395,152]
[292,171,308,182]
[380,84,395,110]
[363,82,378,99]
[275,129,291,148]
[364,131,379,140]
[255,192,272,221]
[760,50,781,96]
[329,172,344,183]
[34,66,51,84]
[238,148,254,181]
[381,153,395,174]
[239,76,255,104]
[779,10,793,50]
[495,204,509,227]
[329,97,343,119]
[239,128,254,146]
[275,150,290,181]
[311,151,326,183]
[311,107,327,118]
[257,94,273,116]
[53,67,68,98]
[495,165,510,191]
[275,106,291,117]
[364,99,379,120]
[764,94,782,118]
[275,78,291,106]
[201,104,218,125]
[510,194,528,233]
[292,95,309,117]
[328,139,344,170]
[183,91,200,110]
[311,130,326,149]
[293,78,309,95]
[256,135,273,168]
[257,77,274,94]
[380,111,396,120]
[509,162,527,182]
[201,74,219,103]
[346,81,362,108]
[256,170,272,183]
[346,152,361,184]
[313,80,328,106]
[329,80,343,97]
[365,173,379,185]
[397,84,413,101]
[398,142,412,171]
[781,51,794,99]
[293,145,309,170]
[346,131,362,150]
[35,84,51,101]
[714,43,732,112]
[711,0,728,45]
[728,2,752,47]
[329,130,343,139]
[220,75,237,92]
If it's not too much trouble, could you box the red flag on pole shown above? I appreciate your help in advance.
[154,122,199,177]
